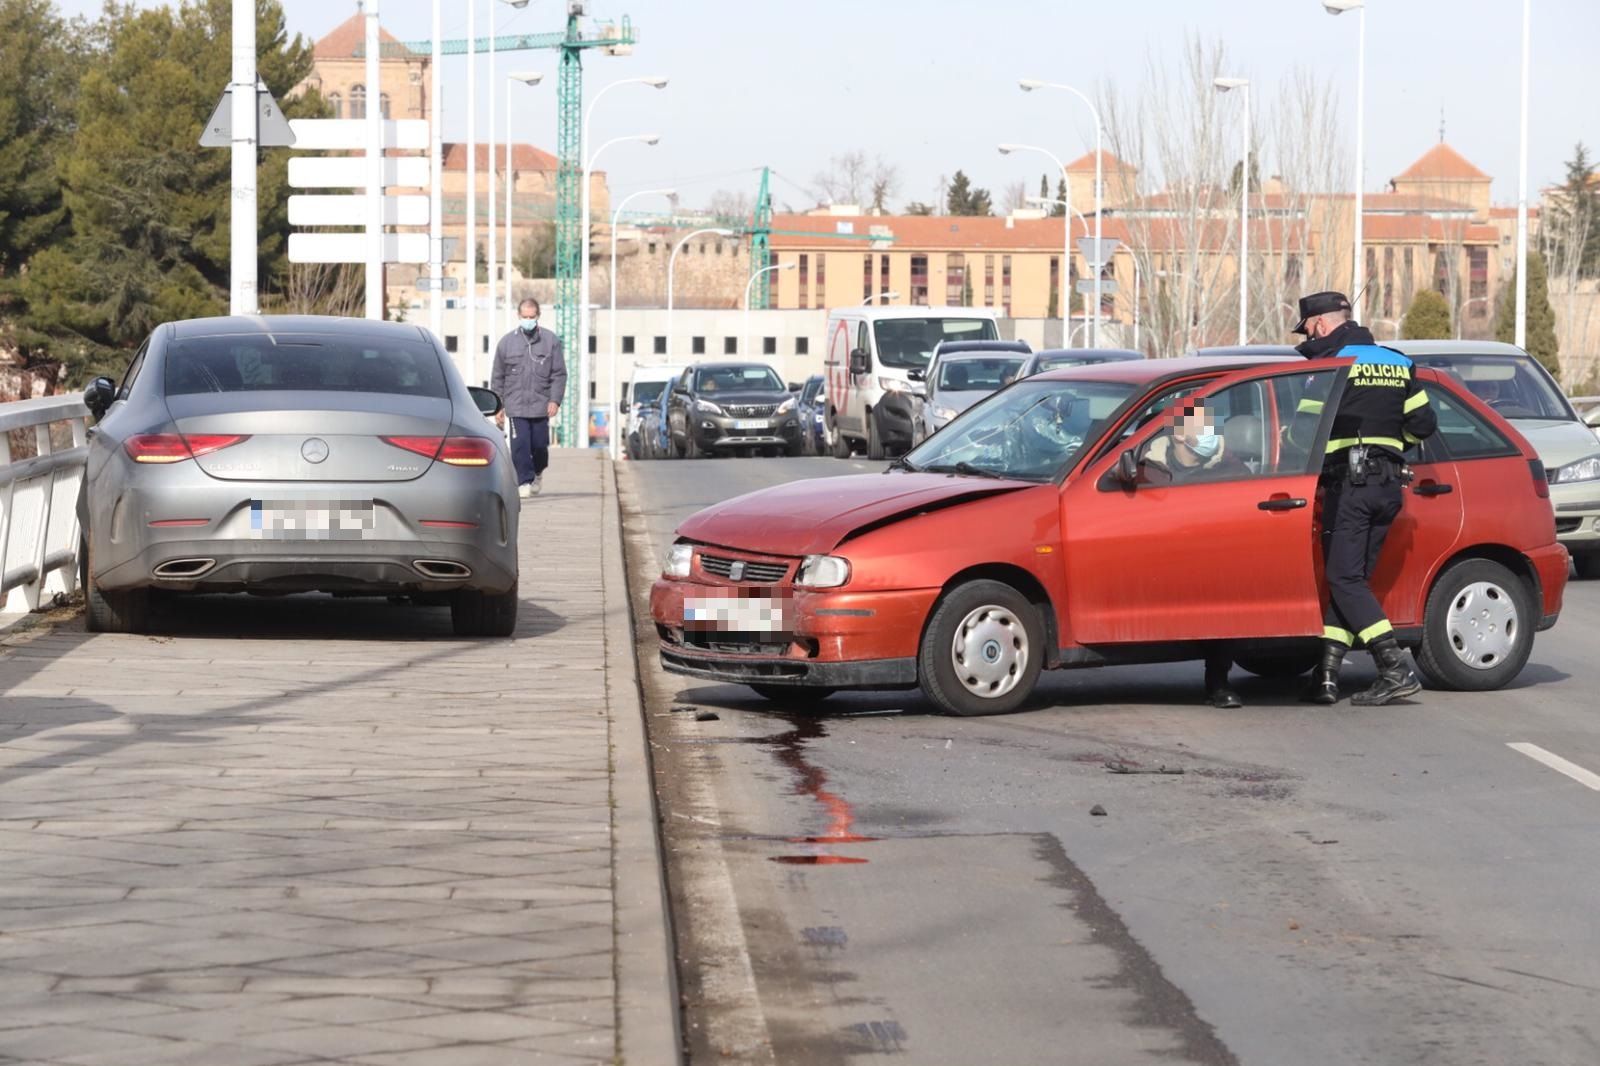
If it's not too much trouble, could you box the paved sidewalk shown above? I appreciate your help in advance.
[0,450,676,1066]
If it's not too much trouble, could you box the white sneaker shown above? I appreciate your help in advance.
[517,482,533,499]
[528,476,543,496]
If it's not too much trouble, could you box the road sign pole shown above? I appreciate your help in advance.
[365,0,383,320]
[229,0,257,314]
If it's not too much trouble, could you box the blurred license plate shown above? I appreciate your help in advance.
[250,500,374,541]
[684,594,788,633]
[733,419,770,430]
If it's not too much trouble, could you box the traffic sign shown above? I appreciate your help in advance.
[289,232,428,264]
[199,80,296,147]
[1076,279,1120,295]
[287,118,429,151]
[288,156,429,189]
[290,194,429,227]
[1076,237,1123,268]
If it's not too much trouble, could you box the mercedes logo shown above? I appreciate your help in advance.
[301,438,330,464]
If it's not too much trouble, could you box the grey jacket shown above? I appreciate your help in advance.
[491,326,568,418]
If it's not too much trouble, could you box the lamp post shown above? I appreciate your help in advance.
[1324,1,1366,321]
[486,0,529,359]
[578,133,658,440]
[581,76,668,445]
[1214,76,1250,346]
[862,291,899,305]
[607,186,675,461]
[1026,194,1090,343]
[503,72,542,341]
[1000,143,1080,344]
[427,0,442,339]
[465,0,476,383]
[667,227,735,363]
[1020,78,1106,345]
[744,262,795,364]
[1515,0,1531,348]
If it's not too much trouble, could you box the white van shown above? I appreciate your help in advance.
[822,306,1001,458]
[622,364,685,459]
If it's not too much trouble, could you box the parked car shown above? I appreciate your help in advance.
[78,315,519,636]
[1571,395,1600,442]
[635,384,671,460]
[1190,345,1301,358]
[1390,341,1600,579]
[652,354,1567,715]
[667,362,805,458]
[794,374,829,455]
[911,341,1033,445]
[623,364,684,460]
[823,306,1001,459]
[1020,348,1144,377]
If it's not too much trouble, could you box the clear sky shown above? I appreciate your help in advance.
[54,0,1600,211]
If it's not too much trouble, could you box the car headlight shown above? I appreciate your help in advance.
[694,399,723,415]
[665,543,693,578]
[1555,455,1600,483]
[776,396,796,414]
[878,377,907,393]
[796,554,850,588]
[930,405,957,422]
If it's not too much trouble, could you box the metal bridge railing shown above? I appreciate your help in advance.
[1,395,90,617]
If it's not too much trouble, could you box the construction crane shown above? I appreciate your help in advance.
[743,167,892,309]
[357,4,636,446]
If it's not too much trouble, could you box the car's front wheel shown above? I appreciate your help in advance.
[1413,558,1534,691]
[82,536,150,634]
[451,578,519,637]
[866,407,886,461]
[917,579,1043,716]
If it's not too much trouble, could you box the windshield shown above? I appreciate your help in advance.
[166,335,449,398]
[695,365,785,393]
[904,379,1136,480]
[936,357,1025,392]
[873,317,999,370]
[1413,355,1575,421]
[633,380,668,405]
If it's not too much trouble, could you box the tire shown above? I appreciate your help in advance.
[627,436,642,461]
[1573,551,1600,580]
[1235,651,1321,679]
[917,579,1044,716]
[866,407,886,461]
[1413,558,1534,692]
[684,433,702,459]
[785,439,804,457]
[748,684,837,705]
[451,578,519,637]
[83,536,150,634]
[829,413,851,459]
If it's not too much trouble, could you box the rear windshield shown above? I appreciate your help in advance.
[633,380,668,405]
[873,317,999,369]
[166,335,449,398]
[695,365,784,392]
[1412,354,1575,421]
[936,357,1025,392]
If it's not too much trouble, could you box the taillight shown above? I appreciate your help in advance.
[1530,458,1550,499]
[381,436,496,467]
[124,433,248,464]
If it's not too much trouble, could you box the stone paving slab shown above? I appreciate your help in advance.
[0,450,677,1065]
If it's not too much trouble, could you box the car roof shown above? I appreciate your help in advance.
[835,305,999,321]
[1386,340,1531,359]
[937,342,1032,359]
[1189,344,1301,358]
[1032,354,1303,385]
[1031,348,1143,361]
[690,361,780,372]
[167,315,430,342]
[631,363,685,380]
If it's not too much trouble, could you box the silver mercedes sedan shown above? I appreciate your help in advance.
[77,315,520,636]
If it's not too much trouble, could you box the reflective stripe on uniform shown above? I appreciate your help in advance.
[1403,430,1424,445]
[1325,436,1405,454]
[1297,398,1326,414]
[1323,625,1354,646]
[1403,389,1430,413]
[1358,619,1393,644]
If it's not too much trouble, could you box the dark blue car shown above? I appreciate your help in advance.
[795,374,828,455]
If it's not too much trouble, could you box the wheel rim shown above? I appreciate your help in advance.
[950,604,1029,699]
[1445,580,1519,670]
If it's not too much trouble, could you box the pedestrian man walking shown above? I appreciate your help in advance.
[1293,291,1438,706]
[492,298,568,498]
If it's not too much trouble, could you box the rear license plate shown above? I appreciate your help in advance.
[733,419,770,431]
[684,593,789,634]
[250,500,374,541]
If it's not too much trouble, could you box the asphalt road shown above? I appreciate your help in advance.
[620,454,1600,1066]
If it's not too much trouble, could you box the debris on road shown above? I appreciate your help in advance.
[695,711,720,722]
[1104,762,1185,775]
[1090,804,1108,816]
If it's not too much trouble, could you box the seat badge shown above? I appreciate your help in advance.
[728,561,746,582]
[301,438,329,464]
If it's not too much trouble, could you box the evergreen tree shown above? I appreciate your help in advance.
[945,170,993,217]
[1039,174,1048,208]
[904,201,934,216]
[1054,176,1067,217]
[1549,143,1599,278]
[1495,251,1561,375]
[1401,288,1452,340]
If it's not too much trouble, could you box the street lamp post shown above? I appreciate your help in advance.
[1515,0,1531,348]
[1214,77,1251,346]
[427,0,442,339]
[607,186,675,462]
[1026,194,1090,343]
[1020,78,1106,345]
[465,0,476,383]
[667,227,735,363]
[744,263,795,364]
[1324,1,1367,321]
[861,291,900,305]
[503,72,542,341]
[1000,143,1086,341]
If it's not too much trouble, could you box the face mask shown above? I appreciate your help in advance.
[520,317,538,332]
[1188,430,1221,458]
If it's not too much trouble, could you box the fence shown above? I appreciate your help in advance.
[0,395,90,617]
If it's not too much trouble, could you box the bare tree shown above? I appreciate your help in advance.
[272,260,365,317]
[1001,180,1031,214]
[1540,150,1599,387]
[708,188,753,224]
[815,150,900,212]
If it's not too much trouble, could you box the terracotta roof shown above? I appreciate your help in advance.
[314,11,402,59]
[1489,205,1541,219]
[443,142,560,172]
[1065,149,1135,173]
[1393,143,1490,182]
[1361,216,1499,243]
[768,213,1309,254]
[1355,192,1475,213]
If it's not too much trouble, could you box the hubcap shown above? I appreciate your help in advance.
[1445,580,1519,670]
[951,604,1029,699]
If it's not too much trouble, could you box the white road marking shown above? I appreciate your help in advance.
[1507,743,1600,792]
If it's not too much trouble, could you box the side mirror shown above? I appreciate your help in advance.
[619,400,630,414]
[672,385,689,396]
[788,382,801,392]
[83,376,117,421]
[849,349,870,375]
[907,368,926,383]
[1115,449,1140,485]
[467,385,502,418]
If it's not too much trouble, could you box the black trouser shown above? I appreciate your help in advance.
[1319,470,1402,647]
[509,416,550,484]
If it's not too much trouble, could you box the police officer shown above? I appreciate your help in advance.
[491,298,568,498]
[1293,291,1438,706]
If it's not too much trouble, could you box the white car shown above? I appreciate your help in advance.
[623,364,684,460]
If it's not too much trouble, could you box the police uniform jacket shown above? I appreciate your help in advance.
[1302,341,1438,464]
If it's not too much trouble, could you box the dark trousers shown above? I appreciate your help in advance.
[1320,476,1402,646]
[509,416,550,485]
[1203,646,1233,693]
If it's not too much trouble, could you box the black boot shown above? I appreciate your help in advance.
[1204,652,1241,708]
[1300,640,1347,705]
[1351,636,1422,706]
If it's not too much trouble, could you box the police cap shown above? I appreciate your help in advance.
[1291,290,1352,334]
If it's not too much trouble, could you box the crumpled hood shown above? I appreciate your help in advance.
[677,472,1033,557]
[1512,419,1600,470]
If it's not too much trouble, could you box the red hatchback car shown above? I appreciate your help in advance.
[650,356,1568,716]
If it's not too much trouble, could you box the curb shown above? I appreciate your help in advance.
[602,455,683,1065]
